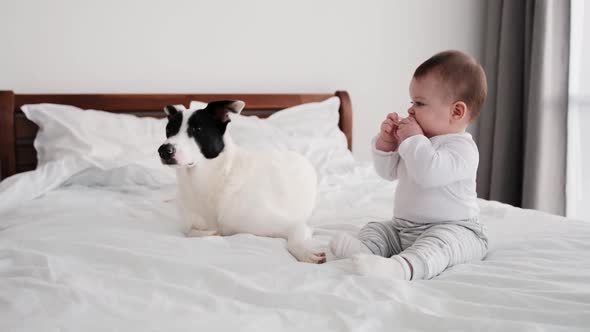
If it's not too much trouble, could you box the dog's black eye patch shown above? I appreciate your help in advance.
[188,110,225,159]
[166,112,183,138]
[187,123,202,137]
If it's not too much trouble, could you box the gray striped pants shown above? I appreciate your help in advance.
[359,217,488,280]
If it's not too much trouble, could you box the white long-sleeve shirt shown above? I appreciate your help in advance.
[372,133,480,223]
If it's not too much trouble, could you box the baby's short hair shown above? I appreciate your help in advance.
[414,50,487,121]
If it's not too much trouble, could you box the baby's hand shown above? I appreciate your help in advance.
[376,113,400,152]
[397,116,424,142]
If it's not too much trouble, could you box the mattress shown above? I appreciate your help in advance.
[0,163,589,331]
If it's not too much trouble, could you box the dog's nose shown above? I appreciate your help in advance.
[158,144,175,160]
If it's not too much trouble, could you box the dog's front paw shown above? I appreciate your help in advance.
[309,251,327,264]
[185,229,219,237]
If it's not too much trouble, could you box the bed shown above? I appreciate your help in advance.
[0,90,589,331]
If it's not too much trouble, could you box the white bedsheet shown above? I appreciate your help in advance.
[1,164,589,331]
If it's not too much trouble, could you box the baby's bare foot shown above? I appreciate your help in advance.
[351,254,410,280]
[329,233,371,259]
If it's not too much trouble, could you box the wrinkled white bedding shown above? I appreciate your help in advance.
[0,163,589,332]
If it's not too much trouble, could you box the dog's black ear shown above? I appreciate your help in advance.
[164,105,181,116]
[207,100,245,123]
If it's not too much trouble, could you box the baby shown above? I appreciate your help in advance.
[330,50,488,280]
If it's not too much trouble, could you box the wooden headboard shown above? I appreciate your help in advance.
[0,91,352,179]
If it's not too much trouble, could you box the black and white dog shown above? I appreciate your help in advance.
[158,101,325,263]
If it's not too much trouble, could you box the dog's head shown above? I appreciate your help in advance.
[158,100,245,167]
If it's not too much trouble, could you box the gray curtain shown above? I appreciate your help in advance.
[476,0,570,215]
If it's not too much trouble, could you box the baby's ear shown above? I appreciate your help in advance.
[452,101,467,119]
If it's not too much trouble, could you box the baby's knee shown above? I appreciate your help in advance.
[358,222,399,257]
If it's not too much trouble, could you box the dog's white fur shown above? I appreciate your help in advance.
[162,103,324,263]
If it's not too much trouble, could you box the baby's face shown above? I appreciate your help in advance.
[408,74,455,138]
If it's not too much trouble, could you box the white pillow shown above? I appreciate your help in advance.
[21,102,206,187]
[23,103,165,169]
[21,97,353,187]
[193,96,355,176]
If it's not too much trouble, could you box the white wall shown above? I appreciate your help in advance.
[0,0,486,161]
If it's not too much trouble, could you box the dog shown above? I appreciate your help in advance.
[158,100,325,263]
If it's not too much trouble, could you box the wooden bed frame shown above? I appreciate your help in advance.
[0,91,352,180]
